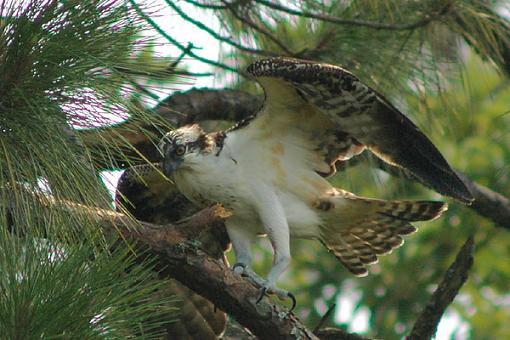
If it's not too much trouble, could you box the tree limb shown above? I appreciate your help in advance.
[115,206,371,339]
[407,236,475,340]
[457,173,510,230]
[153,239,319,340]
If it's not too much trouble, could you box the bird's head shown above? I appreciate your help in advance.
[159,124,217,176]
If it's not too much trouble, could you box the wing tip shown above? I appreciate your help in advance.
[438,172,475,205]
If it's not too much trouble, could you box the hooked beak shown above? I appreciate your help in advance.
[163,159,173,177]
[162,157,180,177]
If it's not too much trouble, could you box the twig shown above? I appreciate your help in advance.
[174,70,214,77]
[184,0,228,10]
[117,72,161,101]
[313,303,336,333]
[168,42,194,70]
[221,0,295,56]
[407,236,475,340]
[254,0,450,31]
[128,0,246,77]
[165,0,277,57]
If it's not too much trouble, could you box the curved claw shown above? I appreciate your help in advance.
[256,287,267,304]
[287,292,297,314]
[255,287,296,313]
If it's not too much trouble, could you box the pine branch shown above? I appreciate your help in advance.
[407,237,475,340]
[165,0,278,57]
[451,2,510,76]
[128,0,246,76]
[6,188,357,340]
[220,0,295,56]
[253,0,451,31]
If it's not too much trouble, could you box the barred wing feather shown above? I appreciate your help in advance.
[247,57,473,203]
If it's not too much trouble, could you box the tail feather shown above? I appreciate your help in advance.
[317,192,447,276]
[341,232,378,264]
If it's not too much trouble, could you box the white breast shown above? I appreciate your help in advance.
[173,129,326,239]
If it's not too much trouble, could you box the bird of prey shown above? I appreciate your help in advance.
[158,57,473,305]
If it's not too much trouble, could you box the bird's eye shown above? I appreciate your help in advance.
[174,145,186,156]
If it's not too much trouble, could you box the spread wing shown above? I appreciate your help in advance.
[246,57,473,203]
[115,163,198,223]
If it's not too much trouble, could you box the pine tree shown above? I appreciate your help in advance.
[0,1,177,337]
[3,0,509,338]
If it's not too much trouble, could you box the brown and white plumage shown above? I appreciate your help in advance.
[158,57,472,296]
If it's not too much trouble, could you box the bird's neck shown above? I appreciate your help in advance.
[207,131,227,156]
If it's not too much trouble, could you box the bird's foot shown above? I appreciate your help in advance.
[232,263,296,313]
[256,283,297,313]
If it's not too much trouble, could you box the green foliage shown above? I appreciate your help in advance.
[0,0,178,337]
[0,234,173,338]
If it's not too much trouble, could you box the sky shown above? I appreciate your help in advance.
[101,1,470,338]
[100,0,222,193]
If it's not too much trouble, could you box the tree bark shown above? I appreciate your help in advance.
[407,237,475,339]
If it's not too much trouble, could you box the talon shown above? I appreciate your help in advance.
[256,287,267,304]
[287,292,297,313]
[232,262,246,275]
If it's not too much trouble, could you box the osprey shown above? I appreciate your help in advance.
[159,57,473,306]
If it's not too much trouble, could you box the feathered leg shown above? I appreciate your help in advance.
[251,185,296,309]
[225,219,256,275]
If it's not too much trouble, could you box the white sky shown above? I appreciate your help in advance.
[102,2,471,338]
[141,0,225,92]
